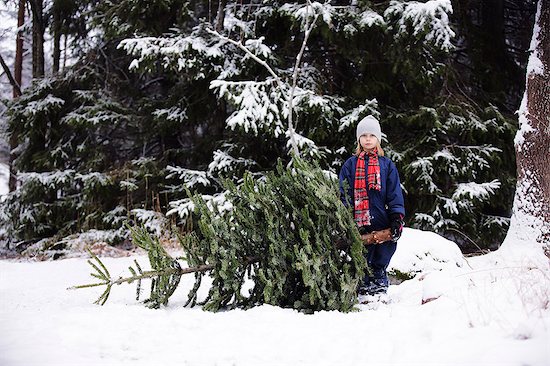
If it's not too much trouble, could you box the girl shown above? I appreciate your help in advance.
[339,115,405,295]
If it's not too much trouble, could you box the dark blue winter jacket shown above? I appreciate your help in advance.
[339,155,405,231]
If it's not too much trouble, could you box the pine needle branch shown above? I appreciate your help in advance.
[69,229,234,307]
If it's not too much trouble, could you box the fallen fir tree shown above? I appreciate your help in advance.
[72,159,381,313]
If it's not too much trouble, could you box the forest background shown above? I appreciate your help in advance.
[0,0,538,258]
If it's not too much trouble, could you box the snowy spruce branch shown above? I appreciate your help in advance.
[385,0,455,52]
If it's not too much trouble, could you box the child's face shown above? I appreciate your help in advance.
[359,134,378,151]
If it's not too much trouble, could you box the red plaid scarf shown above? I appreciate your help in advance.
[354,149,381,227]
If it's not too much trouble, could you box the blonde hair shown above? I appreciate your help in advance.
[354,141,384,156]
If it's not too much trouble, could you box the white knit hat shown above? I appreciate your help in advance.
[356,115,382,143]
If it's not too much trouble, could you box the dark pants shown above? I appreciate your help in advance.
[364,241,397,287]
[358,225,397,287]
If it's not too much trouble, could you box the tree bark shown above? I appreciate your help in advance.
[0,54,21,97]
[30,0,45,78]
[52,1,61,75]
[504,0,550,255]
[14,0,25,98]
[214,0,227,32]
[10,0,26,192]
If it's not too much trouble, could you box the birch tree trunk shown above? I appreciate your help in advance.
[502,0,550,256]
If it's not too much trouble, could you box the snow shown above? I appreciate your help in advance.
[515,0,545,150]
[385,0,455,52]
[152,106,188,123]
[452,180,501,201]
[131,209,168,237]
[167,191,232,220]
[409,156,439,193]
[118,33,224,73]
[358,10,385,29]
[388,228,465,276]
[280,2,335,29]
[285,130,321,157]
[23,94,65,116]
[165,166,211,188]
[508,0,550,248]
[0,162,8,197]
[19,169,75,187]
[208,150,256,175]
[243,37,272,59]
[210,79,286,137]
[526,0,544,76]
[223,7,254,36]
[1,228,549,365]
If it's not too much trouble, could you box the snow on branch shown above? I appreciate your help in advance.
[210,79,286,137]
[280,1,334,29]
[293,89,345,122]
[444,112,502,134]
[152,106,188,124]
[19,170,76,188]
[118,29,224,75]
[385,0,455,51]
[357,9,385,29]
[452,145,502,177]
[339,99,380,132]
[408,157,440,193]
[60,95,131,127]
[452,180,501,202]
[23,94,65,116]
[167,192,232,219]
[208,150,256,175]
[102,206,127,227]
[75,172,112,190]
[433,149,459,175]
[206,28,284,90]
[165,166,211,189]
[242,37,273,60]
[223,6,255,36]
[131,209,168,237]
[285,131,326,159]
[207,1,327,157]
[481,214,510,229]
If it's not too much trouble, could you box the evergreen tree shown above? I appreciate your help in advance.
[74,159,365,313]
[1,0,534,254]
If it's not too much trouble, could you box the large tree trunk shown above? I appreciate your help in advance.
[30,0,45,78]
[502,0,550,256]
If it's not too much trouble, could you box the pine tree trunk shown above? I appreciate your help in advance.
[504,0,550,255]
[10,0,26,192]
[31,0,45,78]
[52,2,61,75]
[215,0,226,32]
[14,0,25,97]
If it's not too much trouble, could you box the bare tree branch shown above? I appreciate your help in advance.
[205,28,286,91]
[206,1,322,158]
[0,52,22,96]
[288,0,320,157]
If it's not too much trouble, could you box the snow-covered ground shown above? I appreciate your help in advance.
[1,228,549,366]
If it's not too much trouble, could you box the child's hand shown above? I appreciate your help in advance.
[390,213,404,241]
